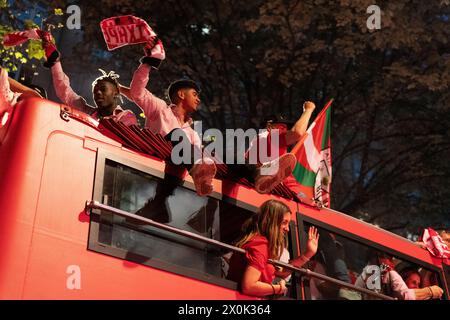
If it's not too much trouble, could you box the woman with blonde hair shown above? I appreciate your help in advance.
[227,199,319,297]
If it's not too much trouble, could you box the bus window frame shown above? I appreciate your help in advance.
[88,148,260,291]
[296,212,448,300]
[442,263,450,299]
[287,220,302,300]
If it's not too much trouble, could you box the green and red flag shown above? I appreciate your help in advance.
[291,99,333,207]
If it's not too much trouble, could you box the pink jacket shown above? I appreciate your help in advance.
[129,64,201,147]
[51,62,136,126]
[0,68,21,112]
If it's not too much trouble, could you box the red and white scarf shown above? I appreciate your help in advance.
[100,15,157,51]
[2,28,45,47]
[421,227,450,259]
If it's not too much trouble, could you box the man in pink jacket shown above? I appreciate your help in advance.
[130,41,216,196]
[41,32,136,126]
[129,38,296,197]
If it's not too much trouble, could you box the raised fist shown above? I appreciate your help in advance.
[40,31,60,68]
[140,37,165,69]
[303,101,316,112]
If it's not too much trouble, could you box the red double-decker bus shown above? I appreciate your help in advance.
[0,98,449,299]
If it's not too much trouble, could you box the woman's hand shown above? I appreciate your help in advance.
[277,279,288,295]
[305,226,320,259]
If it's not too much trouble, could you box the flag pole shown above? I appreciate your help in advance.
[290,132,308,156]
[315,98,334,120]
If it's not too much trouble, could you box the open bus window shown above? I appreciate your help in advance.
[300,222,445,300]
[89,159,254,288]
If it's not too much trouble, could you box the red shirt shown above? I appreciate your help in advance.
[227,235,275,285]
[247,129,288,165]
[247,128,303,194]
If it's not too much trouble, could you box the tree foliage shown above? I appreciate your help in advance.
[0,0,67,73]
[2,0,450,237]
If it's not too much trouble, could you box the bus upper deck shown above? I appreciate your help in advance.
[0,97,448,299]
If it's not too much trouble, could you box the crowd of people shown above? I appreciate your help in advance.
[1,27,448,301]
[1,30,319,198]
[220,199,446,300]
[353,251,443,300]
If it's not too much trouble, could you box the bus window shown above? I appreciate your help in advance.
[443,264,450,297]
[299,222,446,300]
[89,158,255,289]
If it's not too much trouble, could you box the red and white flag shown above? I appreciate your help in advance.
[421,228,450,259]
[291,99,333,207]
[2,28,44,47]
[100,15,157,51]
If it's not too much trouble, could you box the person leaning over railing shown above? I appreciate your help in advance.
[40,32,136,125]
[1,66,42,116]
[129,37,299,197]
[355,251,443,300]
[226,199,319,297]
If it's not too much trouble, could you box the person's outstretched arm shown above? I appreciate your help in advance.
[285,101,316,146]
[50,61,92,112]
[41,31,93,113]
[388,270,443,300]
[241,266,287,297]
[129,38,167,125]
[413,285,443,300]
[7,77,42,98]
[129,63,167,124]
[0,67,13,113]
[276,226,320,279]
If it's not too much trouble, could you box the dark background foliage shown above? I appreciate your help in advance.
[1,0,449,238]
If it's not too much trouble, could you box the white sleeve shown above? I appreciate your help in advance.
[389,270,416,300]
[129,63,167,123]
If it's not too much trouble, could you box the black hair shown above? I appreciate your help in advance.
[167,79,200,103]
[399,267,421,284]
[27,84,47,99]
[366,248,391,264]
[259,114,293,129]
[91,69,120,92]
